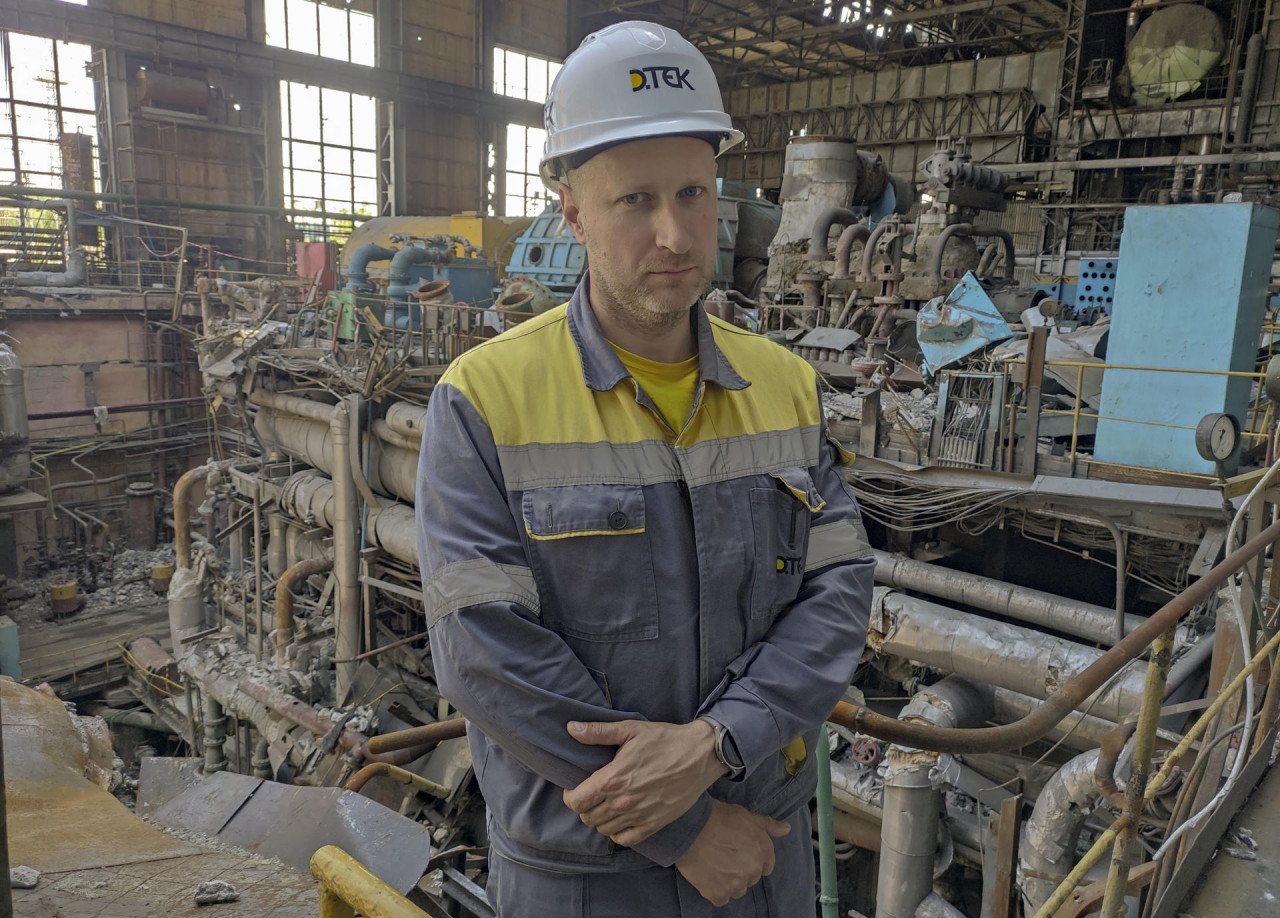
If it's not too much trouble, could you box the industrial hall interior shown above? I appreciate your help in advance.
[8,0,1280,915]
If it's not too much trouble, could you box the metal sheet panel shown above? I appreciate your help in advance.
[1094,203,1279,474]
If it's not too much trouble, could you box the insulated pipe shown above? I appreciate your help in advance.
[10,247,87,287]
[829,516,1280,754]
[870,549,1142,646]
[877,677,993,918]
[868,589,1146,723]
[278,472,418,566]
[969,226,1017,283]
[249,391,361,699]
[384,402,428,439]
[345,244,397,292]
[927,223,974,284]
[1018,749,1103,914]
[835,224,872,278]
[267,513,288,578]
[274,558,334,663]
[915,894,967,918]
[807,207,864,262]
[372,419,420,453]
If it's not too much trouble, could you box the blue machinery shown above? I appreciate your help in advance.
[340,233,497,331]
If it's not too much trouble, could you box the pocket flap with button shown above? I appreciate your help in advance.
[523,483,646,540]
[768,467,825,512]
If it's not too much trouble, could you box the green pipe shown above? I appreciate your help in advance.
[816,724,839,918]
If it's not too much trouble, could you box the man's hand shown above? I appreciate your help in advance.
[562,719,726,846]
[675,799,792,906]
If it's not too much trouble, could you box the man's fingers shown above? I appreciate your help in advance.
[562,779,607,814]
[567,719,639,746]
[608,823,656,847]
[762,817,792,838]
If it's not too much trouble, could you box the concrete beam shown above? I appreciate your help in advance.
[0,0,543,127]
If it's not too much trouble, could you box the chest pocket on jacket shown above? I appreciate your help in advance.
[748,467,823,620]
[522,483,660,642]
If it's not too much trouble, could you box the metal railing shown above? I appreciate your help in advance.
[1003,356,1270,474]
[310,845,430,918]
[832,514,1280,918]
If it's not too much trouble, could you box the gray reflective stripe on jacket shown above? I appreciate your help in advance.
[416,276,873,874]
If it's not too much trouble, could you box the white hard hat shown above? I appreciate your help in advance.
[539,21,744,191]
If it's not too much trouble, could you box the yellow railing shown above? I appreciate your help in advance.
[1004,357,1269,471]
[310,846,430,918]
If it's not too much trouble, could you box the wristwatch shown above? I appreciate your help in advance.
[698,715,746,780]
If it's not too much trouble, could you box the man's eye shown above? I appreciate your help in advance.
[622,192,644,205]
[680,186,704,198]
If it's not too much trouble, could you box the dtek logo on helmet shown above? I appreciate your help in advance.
[629,66,695,92]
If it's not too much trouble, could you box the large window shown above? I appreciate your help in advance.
[0,31,97,188]
[493,48,561,217]
[281,83,378,241]
[269,0,377,242]
[265,0,375,66]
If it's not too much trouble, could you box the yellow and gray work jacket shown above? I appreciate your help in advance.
[416,278,874,874]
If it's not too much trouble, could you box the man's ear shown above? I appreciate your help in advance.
[559,182,589,245]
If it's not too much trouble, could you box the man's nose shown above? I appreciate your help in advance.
[654,202,694,256]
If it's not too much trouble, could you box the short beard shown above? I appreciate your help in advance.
[581,225,709,336]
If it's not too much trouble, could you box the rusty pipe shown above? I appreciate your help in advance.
[835,224,872,278]
[859,221,893,281]
[828,517,1280,753]
[969,226,1017,284]
[275,557,333,663]
[344,762,451,798]
[927,222,973,285]
[235,678,429,766]
[807,207,864,262]
[174,464,215,570]
[366,717,468,756]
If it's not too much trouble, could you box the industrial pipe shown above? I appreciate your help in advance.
[203,694,227,773]
[877,677,992,918]
[174,463,215,571]
[344,244,397,292]
[9,247,86,287]
[235,678,431,766]
[29,396,207,421]
[275,558,334,663]
[927,223,973,284]
[83,704,174,733]
[249,391,361,699]
[344,762,451,798]
[807,207,865,262]
[268,513,288,578]
[868,589,1147,723]
[365,717,468,756]
[372,419,420,453]
[870,549,1142,646]
[834,224,872,278]
[859,221,893,282]
[1231,32,1265,181]
[969,226,1017,284]
[829,515,1280,754]
[1018,749,1104,914]
[170,461,229,648]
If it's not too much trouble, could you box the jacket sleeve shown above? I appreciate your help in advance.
[697,399,873,777]
[417,381,711,866]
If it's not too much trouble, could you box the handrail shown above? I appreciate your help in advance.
[310,845,430,918]
[828,516,1280,753]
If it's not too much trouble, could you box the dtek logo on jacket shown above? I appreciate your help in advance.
[629,66,695,91]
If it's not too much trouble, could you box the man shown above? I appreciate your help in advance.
[416,21,873,916]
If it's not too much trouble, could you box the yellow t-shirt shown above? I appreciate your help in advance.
[609,342,700,433]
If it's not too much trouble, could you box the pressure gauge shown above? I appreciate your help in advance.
[1194,412,1240,463]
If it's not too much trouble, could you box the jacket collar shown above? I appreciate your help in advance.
[567,275,751,393]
